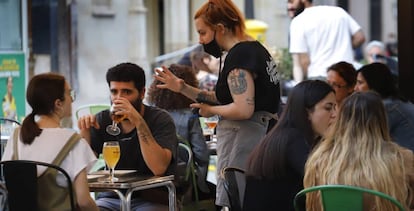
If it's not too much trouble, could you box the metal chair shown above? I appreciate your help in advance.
[75,103,110,119]
[0,118,21,126]
[0,182,7,211]
[176,136,216,211]
[0,117,21,139]
[175,142,193,209]
[221,166,246,211]
[176,142,193,188]
[0,160,76,211]
[0,118,21,162]
[293,184,405,211]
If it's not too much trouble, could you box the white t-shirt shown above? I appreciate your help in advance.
[1,128,97,182]
[289,6,361,78]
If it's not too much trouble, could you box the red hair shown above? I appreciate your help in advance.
[194,0,247,40]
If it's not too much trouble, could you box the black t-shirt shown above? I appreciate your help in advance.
[215,41,281,113]
[90,105,177,176]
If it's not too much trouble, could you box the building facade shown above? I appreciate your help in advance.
[0,0,403,111]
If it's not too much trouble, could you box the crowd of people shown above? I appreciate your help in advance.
[1,0,412,211]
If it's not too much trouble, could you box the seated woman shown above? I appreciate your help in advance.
[326,61,357,107]
[305,91,414,211]
[1,73,98,211]
[244,80,337,211]
[354,62,414,152]
[147,63,210,194]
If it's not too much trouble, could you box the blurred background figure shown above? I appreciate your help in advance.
[305,91,413,211]
[177,45,220,92]
[286,0,305,85]
[147,63,211,195]
[287,0,304,19]
[244,80,336,211]
[355,63,414,152]
[2,76,17,120]
[326,61,357,107]
[364,40,399,76]
[189,46,219,92]
[365,40,387,64]
[385,33,399,58]
[289,0,365,80]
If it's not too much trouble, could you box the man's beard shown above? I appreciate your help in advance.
[131,98,142,114]
[294,2,305,17]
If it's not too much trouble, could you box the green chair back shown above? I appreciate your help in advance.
[294,184,405,211]
[75,104,110,119]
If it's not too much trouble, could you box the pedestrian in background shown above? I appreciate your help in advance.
[289,0,365,79]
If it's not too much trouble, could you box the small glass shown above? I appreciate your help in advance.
[102,141,121,182]
[106,104,127,136]
[204,115,219,141]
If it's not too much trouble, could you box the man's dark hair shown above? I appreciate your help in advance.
[106,62,146,91]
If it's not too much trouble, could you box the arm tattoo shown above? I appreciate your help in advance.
[138,131,150,145]
[228,69,247,95]
[246,97,255,106]
[196,91,217,103]
[137,122,152,145]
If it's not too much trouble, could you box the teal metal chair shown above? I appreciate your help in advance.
[75,104,110,119]
[0,118,21,164]
[75,104,109,173]
[293,184,405,211]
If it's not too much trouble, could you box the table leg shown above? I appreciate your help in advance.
[166,181,176,211]
[111,189,127,211]
[125,181,177,211]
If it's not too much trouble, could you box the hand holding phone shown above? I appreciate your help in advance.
[196,97,220,106]
[193,97,220,114]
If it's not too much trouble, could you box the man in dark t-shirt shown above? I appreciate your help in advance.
[78,62,177,211]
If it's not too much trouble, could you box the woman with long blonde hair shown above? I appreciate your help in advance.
[304,91,413,210]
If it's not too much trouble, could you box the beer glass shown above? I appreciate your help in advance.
[102,141,121,182]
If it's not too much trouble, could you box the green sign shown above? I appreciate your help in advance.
[0,53,26,122]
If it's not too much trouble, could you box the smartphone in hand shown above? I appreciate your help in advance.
[196,97,220,106]
[193,97,220,114]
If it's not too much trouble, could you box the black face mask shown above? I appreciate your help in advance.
[203,32,222,58]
